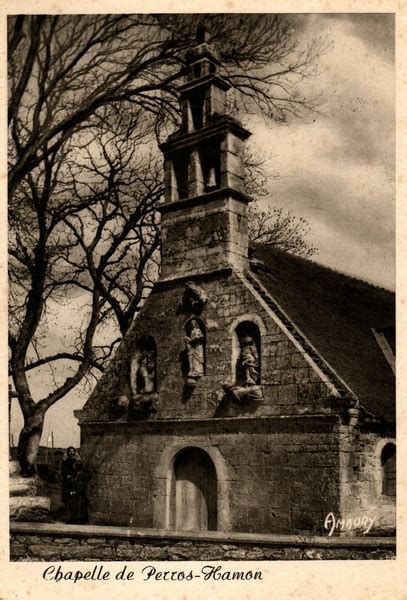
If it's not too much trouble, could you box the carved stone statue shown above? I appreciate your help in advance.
[237,336,259,386]
[221,334,262,405]
[136,350,155,394]
[110,338,157,421]
[222,381,263,405]
[129,345,157,419]
[184,319,205,384]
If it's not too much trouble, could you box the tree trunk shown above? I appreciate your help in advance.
[17,406,46,477]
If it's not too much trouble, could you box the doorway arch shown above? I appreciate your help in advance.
[170,447,217,531]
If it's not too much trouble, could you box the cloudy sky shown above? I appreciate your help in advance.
[249,13,395,289]
[10,13,395,449]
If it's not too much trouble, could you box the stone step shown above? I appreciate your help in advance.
[10,496,51,522]
[10,477,38,497]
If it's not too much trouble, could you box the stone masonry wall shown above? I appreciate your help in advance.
[81,416,340,534]
[81,269,333,424]
[79,267,343,534]
[160,194,249,279]
[10,523,396,561]
[339,415,396,533]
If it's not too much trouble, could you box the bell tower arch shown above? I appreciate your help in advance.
[159,26,252,281]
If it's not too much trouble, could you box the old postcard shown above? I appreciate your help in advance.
[1,1,405,599]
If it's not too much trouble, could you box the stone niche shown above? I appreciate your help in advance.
[222,319,263,406]
[110,335,158,421]
[234,320,261,386]
[182,318,206,387]
[130,335,157,395]
[128,335,158,419]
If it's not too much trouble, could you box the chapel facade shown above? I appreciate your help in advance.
[78,29,396,535]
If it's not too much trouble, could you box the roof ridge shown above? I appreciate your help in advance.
[251,243,395,295]
[306,257,395,295]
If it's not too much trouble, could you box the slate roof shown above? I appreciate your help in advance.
[250,243,395,423]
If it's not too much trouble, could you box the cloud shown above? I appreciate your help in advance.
[320,13,395,61]
[248,14,395,289]
[319,20,394,168]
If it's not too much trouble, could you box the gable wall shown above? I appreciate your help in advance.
[82,270,333,423]
[80,269,345,533]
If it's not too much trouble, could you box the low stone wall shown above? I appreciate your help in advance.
[10,523,395,561]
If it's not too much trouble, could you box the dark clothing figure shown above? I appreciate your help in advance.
[60,446,89,522]
[64,461,90,524]
[61,447,78,511]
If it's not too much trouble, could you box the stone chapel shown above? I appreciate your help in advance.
[78,29,396,535]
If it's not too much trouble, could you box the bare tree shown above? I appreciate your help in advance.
[244,147,317,259]
[248,204,317,259]
[9,14,325,194]
[9,106,162,474]
[8,14,325,474]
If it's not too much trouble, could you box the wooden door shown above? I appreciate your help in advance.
[174,448,217,531]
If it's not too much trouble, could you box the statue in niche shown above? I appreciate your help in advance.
[110,339,157,421]
[222,334,263,405]
[184,319,205,385]
[179,281,207,314]
[237,336,259,386]
[128,340,158,420]
[136,350,155,394]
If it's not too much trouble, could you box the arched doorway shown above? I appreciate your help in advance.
[172,448,217,531]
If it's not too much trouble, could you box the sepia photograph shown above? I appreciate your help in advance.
[8,12,395,564]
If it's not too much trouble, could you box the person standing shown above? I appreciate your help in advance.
[70,460,90,524]
[60,446,79,520]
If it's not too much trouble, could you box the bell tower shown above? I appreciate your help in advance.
[159,26,252,280]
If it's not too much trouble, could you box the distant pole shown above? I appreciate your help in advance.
[51,431,54,449]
